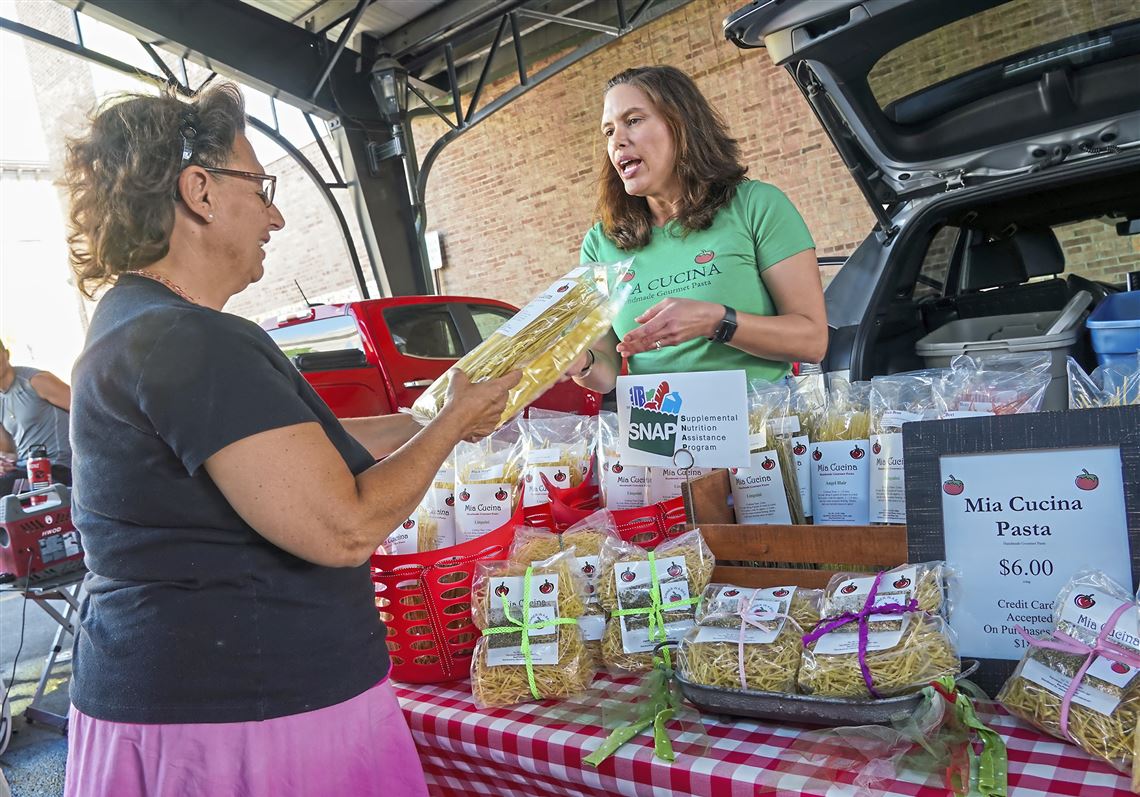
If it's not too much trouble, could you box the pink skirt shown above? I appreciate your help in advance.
[64,678,429,797]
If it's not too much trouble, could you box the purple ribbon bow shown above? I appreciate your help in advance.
[801,571,920,698]
[1015,600,1140,742]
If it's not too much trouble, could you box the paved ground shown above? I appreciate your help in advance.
[1,587,73,797]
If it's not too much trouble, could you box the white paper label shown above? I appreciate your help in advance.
[601,454,649,510]
[748,430,767,450]
[879,410,923,430]
[645,466,711,505]
[496,277,580,338]
[730,450,793,524]
[791,434,812,516]
[945,410,994,419]
[576,555,601,603]
[382,515,420,555]
[814,569,916,654]
[615,556,694,653]
[526,448,562,464]
[579,613,605,642]
[467,464,506,481]
[485,574,560,666]
[941,446,1131,660]
[770,416,801,435]
[523,464,573,506]
[870,432,906,524]
[810,439,871,525]
[455,482,513,543]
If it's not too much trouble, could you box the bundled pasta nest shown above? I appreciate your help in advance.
[470,550,594,708]
[798,564,960,699]
[998,572,1140,773]
[510,514,617,665]
[597,529,715,673]
[680,585,822,692]
[410,263,633,428]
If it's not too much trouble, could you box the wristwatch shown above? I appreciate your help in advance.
[709,305,738,343]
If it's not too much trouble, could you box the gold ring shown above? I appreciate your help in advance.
[654,340,663,350]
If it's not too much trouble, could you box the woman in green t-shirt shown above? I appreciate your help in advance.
[567,65,828,391]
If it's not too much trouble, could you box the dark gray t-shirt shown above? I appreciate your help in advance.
[0,365,72,468]
[70,274,389,723]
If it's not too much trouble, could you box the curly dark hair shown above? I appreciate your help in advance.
[64,82,246,297]
[596,66,747,251]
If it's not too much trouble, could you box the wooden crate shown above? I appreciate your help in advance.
[682,470,909,589]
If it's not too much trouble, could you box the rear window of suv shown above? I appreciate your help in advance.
[868,0,1139,110]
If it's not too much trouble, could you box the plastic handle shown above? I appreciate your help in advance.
[1045,290,1092,336]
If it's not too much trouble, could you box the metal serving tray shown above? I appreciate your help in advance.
[676,660,980,726]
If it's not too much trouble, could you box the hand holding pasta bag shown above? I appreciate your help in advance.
[409,261,634,428]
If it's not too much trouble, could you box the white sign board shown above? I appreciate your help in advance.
[616,370,750,469]
[941,446,1130,660]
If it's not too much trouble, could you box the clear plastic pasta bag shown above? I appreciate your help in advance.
[799,563,960,699]
[810,380,872,526]
[1067,354,1140,409]
[869,370,945,525]
[596,528,715,674]
[518,414,595,507]
[470,549,594,708]
[732,382,801,524]
[679,584,822,693]
[510,511,620,664]
[409,261,634,428]
[454,431,524,544]
[597,411,648,510]
[936,352,1051,417]
[997,570,1140,774]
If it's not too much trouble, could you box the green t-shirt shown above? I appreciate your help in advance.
[580,180,815,383]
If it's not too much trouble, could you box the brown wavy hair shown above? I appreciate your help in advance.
[64,83,246,297]
[596,66,747,251]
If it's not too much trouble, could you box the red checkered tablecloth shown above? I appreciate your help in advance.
[394,674,1133,796]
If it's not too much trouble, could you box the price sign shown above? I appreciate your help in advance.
[904,407,1140,694]
[940,446,1130,661]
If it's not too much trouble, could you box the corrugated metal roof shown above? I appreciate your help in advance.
[241,0,452,40]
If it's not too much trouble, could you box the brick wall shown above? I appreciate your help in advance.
[410,0,874,306]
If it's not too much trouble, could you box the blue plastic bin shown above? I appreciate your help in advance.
[1086,291,1140,369]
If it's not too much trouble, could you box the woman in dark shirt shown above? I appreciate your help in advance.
[62,83,516,796]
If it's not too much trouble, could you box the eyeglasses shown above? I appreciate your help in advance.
[202,167,277,207]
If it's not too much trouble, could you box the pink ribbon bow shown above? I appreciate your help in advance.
[1015,600,1140,742]
[736,591,801,691]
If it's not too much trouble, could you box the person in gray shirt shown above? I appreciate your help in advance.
[0,338,72,494]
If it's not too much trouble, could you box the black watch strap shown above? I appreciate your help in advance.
[713,305,738,343]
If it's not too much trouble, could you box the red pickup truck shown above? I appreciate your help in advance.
[264,295,600,418]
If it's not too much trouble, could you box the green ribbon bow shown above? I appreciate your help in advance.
[609,551,699,670]
[584,651,685,766]
[480,565,578,700]
[923,677,1008,797]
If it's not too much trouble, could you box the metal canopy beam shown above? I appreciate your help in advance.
[58,0,375,121]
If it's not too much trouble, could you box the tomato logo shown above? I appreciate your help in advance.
[401,518,415,530]
[459,490,471,502]
[694,250,715,265]
[445,494,455,507]
[494,488,509,502]
[1111,661,1130,675]
[793,443,807,456]
[761,456,776,471]
[612,463,623,474]
[621,270,636,283]
[556,284,570,293]
[812,448,822,461]
[723,589,740,597]
[872,441,882,455]
[1074,593,1096,610]
[772,588,790,598]
[581,562,596,575]
[942,476,964,496]
[494,583,509,597]
[554,470,567,482]
[1075,469,1099,491]
[849,445,865,460]
[841,583,859,595]
[620,568,636,583]
[667,563,683,578]
[539,579,555,595]
[892,576,911,590]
